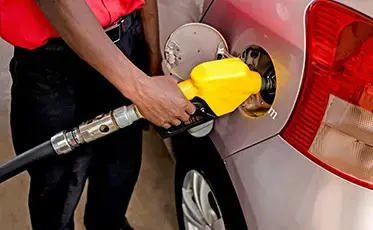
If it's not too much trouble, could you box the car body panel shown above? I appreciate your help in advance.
[158,0,373,229]
[337,0,373,19]
[201,0,305,158]
[225,135,373,230]
[201,0,373,158]
[159,0,373,157]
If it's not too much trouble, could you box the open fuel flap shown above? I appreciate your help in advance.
[164,23,228,137]
[163,23,277,137]
[164,23,229,80]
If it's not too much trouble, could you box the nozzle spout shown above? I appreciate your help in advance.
[261,77,276,92]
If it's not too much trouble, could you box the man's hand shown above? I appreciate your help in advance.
[138,0,196,128]
[133,75,195,129]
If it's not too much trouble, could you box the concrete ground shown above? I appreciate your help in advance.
[0,40,178,230]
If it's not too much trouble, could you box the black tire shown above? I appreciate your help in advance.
[172,132,247,230]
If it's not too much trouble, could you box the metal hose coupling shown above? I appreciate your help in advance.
[51,104,142,155]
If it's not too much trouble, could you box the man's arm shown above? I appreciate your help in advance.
[140,0,163,76]
[36,0,195,128]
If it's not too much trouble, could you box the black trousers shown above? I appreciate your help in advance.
[9,12,148,230]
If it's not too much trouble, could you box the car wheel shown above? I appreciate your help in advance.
[172,133,247,230]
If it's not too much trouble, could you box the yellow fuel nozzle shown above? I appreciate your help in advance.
[178,58,263,117]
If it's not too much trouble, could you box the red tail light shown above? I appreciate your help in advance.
[281,0,373,188]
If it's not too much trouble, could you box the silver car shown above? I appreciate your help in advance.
[158,0,373,229]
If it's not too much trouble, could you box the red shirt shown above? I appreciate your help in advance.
[0,0,144,50]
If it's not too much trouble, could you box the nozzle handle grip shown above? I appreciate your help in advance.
[130,79,197,119]
[152,97,216,138]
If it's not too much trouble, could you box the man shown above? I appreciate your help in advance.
[1,0,195,229]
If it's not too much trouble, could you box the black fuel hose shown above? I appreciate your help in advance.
[0,141,56,184]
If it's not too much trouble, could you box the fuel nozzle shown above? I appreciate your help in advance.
[179,58,263,116]
[178,58,277,116]
[261,75,276,92]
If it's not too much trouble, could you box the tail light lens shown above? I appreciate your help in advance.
[281,0,373,188]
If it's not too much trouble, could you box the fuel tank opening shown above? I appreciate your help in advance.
[238,45,277,118]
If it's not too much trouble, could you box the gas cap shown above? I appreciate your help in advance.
[164,23,228,80]
[164,23,228,137]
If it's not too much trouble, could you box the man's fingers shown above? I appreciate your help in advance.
[178,112,190,123]
[169,76,180,84]
[163,122,172,129]
[170,119,182,127]
[185,102,196,115]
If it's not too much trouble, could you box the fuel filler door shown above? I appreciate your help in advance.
[163,23,231,137]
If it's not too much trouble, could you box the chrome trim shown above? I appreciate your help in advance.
[51,131,74,155]
[79,112,119,143]
[112,104,141,128]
